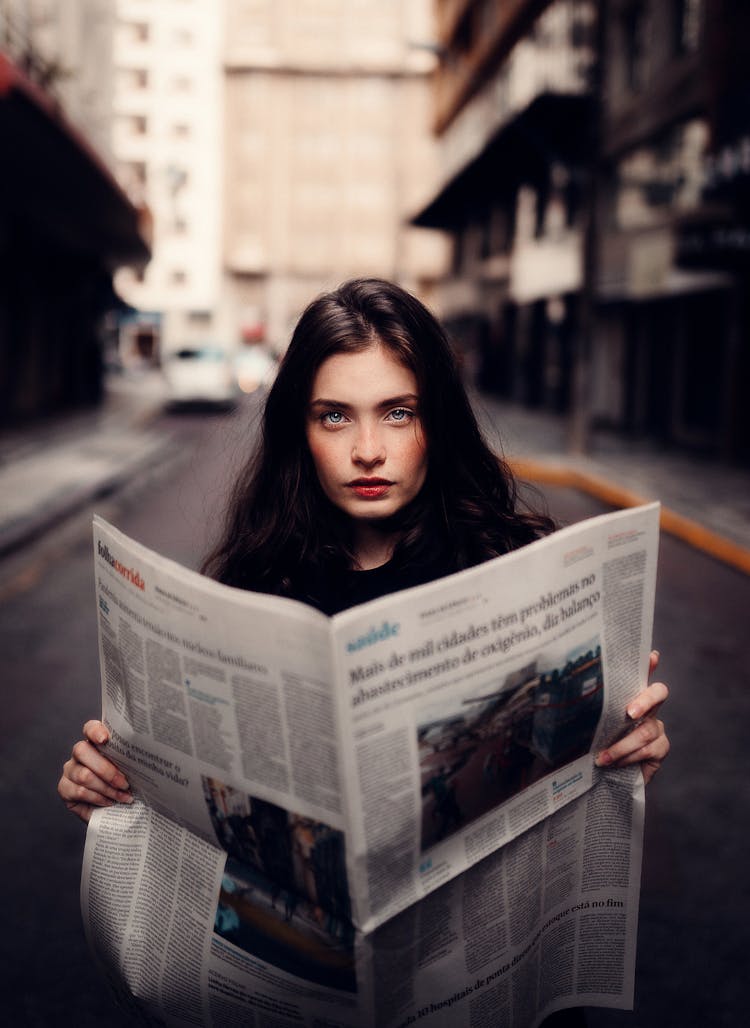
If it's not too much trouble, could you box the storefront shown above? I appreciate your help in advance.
[0,52,149,423]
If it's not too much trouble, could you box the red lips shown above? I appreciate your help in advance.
[348,477,393,498]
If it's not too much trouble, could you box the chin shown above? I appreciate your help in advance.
[350,496,420,525]
[349,503,399,521]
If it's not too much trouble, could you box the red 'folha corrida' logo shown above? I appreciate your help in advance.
[97,540,145,591]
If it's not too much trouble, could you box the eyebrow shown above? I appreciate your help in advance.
[309,393,419,411]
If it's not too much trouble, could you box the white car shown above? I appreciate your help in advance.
[163,346,238,407]
[234,346,277,394]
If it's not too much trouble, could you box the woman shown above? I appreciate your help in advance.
[58,277,669,817]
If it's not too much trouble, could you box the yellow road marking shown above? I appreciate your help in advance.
[510,458,750,577]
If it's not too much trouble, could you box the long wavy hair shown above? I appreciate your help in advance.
[202,278,554,599]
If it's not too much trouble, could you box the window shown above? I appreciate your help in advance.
[673,0,702,56]
[122,161,147,190]
[482,203,513,259]
[188,310,211,325]
[166,166,189,194]
[119,67,149,90]
[534,181,549,238]
[451,228,464,276]
[131,22,150,43]
[623,3,648,93]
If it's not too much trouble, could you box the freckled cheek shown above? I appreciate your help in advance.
[306,432,349,490]
[398,430,428,488]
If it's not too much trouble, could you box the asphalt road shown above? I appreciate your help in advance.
[0,398,747,1026]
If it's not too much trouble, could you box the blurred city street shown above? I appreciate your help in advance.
[0,379,749,1026]
[3,0,750,1025]
[3,367,750,566]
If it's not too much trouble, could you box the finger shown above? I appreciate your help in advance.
[57,772,118,823]
[64,758,133,804]
[70,740,131,792]
[604,745,669,788]
[62,800,98,824]
[596,717,666,767]
[58,776,116,809]
[603,726,670,770]
[82,720,110,746]
[641,757,665,787]
[626,681,669,720]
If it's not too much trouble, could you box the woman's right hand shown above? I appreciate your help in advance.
[58,720,133,823]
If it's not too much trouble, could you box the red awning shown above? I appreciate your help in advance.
[0,51,150,270]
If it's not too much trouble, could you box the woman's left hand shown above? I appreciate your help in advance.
[595,650,669,785]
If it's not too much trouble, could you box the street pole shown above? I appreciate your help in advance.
[567,0,605,456]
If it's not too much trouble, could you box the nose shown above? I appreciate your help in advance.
[352,422,385,467]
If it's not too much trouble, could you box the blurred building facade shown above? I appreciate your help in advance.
[222,0,449,351]
[0,0,149,424]
[107,0,448,360]
[111,0,223,362]
[414,0,596,402]
[415,0,750,465]
[595,0,749,462]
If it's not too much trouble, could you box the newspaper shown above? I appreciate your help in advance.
[81,502,659,1027]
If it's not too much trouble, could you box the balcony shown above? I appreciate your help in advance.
[434,0,555,132]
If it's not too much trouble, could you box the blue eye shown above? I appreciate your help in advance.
[388,408,413,422]
[322,410,345,425]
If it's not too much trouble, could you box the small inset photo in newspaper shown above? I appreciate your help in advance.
[417,637,603,852]
[203,777,356,992]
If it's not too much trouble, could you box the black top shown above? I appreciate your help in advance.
[299,556,454,616]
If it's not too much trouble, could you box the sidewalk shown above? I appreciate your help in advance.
[474,392,750,575]
[0,375,748,573]
[0,370,173,558]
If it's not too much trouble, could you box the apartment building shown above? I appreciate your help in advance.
[413,0,596,405]
[108,0,447,361]
[111,0,223,360]
[594,0,750,462]
[222,0,448,351]
[416,0,750,463]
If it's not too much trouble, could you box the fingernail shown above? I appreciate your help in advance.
[120,793,134,804]
[627,705,641,720]
[113,773,130,790]
[651,649,660,660]
[595,751,611,767]
[95,731,108,744]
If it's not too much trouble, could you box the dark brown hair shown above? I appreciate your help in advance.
[202,278,554,600]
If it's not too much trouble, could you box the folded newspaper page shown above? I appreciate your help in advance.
[82,502,659,1027]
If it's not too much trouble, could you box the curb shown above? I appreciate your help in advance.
[0,434,175,562]
[0,383,169,562]
[509,458,750,577]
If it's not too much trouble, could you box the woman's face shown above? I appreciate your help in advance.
[306,344,428,526]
